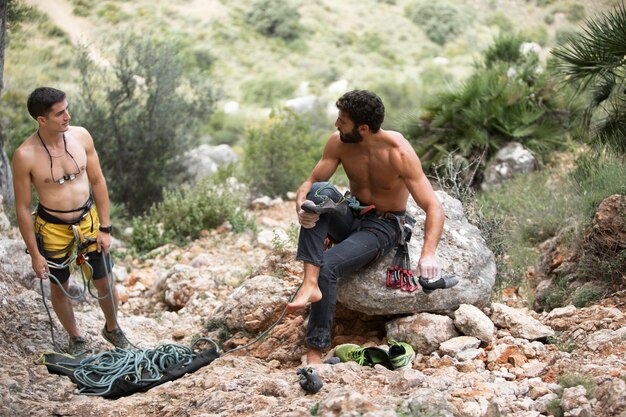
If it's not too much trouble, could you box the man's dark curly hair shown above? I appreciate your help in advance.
[27,87,66,120]
[336,90,385,133]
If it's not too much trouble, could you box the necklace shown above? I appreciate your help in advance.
[37,129,81,185]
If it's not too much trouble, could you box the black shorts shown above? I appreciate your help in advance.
[47,250,109,285]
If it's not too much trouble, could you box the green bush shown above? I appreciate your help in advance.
[478,168,573,292]
[557,373,596,397]
[521,25,549,46]
[484,33,524,68]
[242,109,324,197]
[245,0,302,41]
[485,12,513,32]
[571,152,626,220]
[96,3,128,24]
[546,399,564,417]
[204,110,245,146]
[555,27,578,45]
[406,0,470,46]
[404,33,575,175]
[564,3,586,22]
[573,285,605,308]
[551,4,626,155]
[75,33,219,215]
[69,0,96,17]
[130,174,254,253]
[241,75,297,107]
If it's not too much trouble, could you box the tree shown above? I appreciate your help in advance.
[551,3,626,155]
[76,34,219,215]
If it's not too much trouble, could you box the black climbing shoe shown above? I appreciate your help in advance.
[419,273,460,294]
[301,182,348,216]
[297,367,323,394]
[301,198,348,216]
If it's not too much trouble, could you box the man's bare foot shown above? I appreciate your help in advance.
[306,347,323,365]
[287,284,322,312]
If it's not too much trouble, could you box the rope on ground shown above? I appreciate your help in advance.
[55,344,195,396]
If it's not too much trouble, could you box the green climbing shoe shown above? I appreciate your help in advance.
[388,339,416,370]
[335,344,393,368]
[364,346,393,369]
[335,344,367,365]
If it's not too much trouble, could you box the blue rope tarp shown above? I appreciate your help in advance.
[36,344,220,399]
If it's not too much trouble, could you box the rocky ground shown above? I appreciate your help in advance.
[0,198,625,417]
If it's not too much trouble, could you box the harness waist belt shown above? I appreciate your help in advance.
[359,208,406,220]
[37,196,94,225]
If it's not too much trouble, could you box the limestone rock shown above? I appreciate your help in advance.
[386,312,459,354]
[454,304,496,343]
[481,142,537,191]
[338,191,496,315]
[491,303,555,340]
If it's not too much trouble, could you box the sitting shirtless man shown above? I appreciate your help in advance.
[287,90,445,364]
[12,87,128,354]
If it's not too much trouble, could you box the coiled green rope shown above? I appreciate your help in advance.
[55,344,195,396]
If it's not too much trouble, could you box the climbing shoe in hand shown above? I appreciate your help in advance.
[301,182,348,216]
[101,326,129,349]
[419,273,460,294]
[388,339,416,370]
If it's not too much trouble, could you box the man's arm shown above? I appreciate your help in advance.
[78,127,111,254]
[391,142,444,278]
[12,148,49,279]
[295,133,342,227]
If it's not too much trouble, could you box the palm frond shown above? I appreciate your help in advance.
[551,3,626,83]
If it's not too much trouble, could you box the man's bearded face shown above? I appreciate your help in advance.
[339,126,363,143]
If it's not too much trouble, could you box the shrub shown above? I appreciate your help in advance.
[485,12,513,32]
[69,0,96,17]
[204,110,245,146]
[241,75,297,107]
[564,3,586,22]
[96,3,128,24]
[245,0,302,41]
[406,0,470,46]
[404,33,576,176]
[242,109,324,197]
[130,174,254,253]
[546,399,564,417]
[75,33,219,215]
[571,152,626,221]
[557,372,596,397]
[573,285,605,308]
[551,4,626,155]
[484,33,524,68]
[555,28,578,45]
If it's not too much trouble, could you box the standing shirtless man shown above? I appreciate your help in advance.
[287,90,444,364]
[12,87,127,354]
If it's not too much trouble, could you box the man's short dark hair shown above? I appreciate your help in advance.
[27,87,66,120]
[336,90,385,133]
